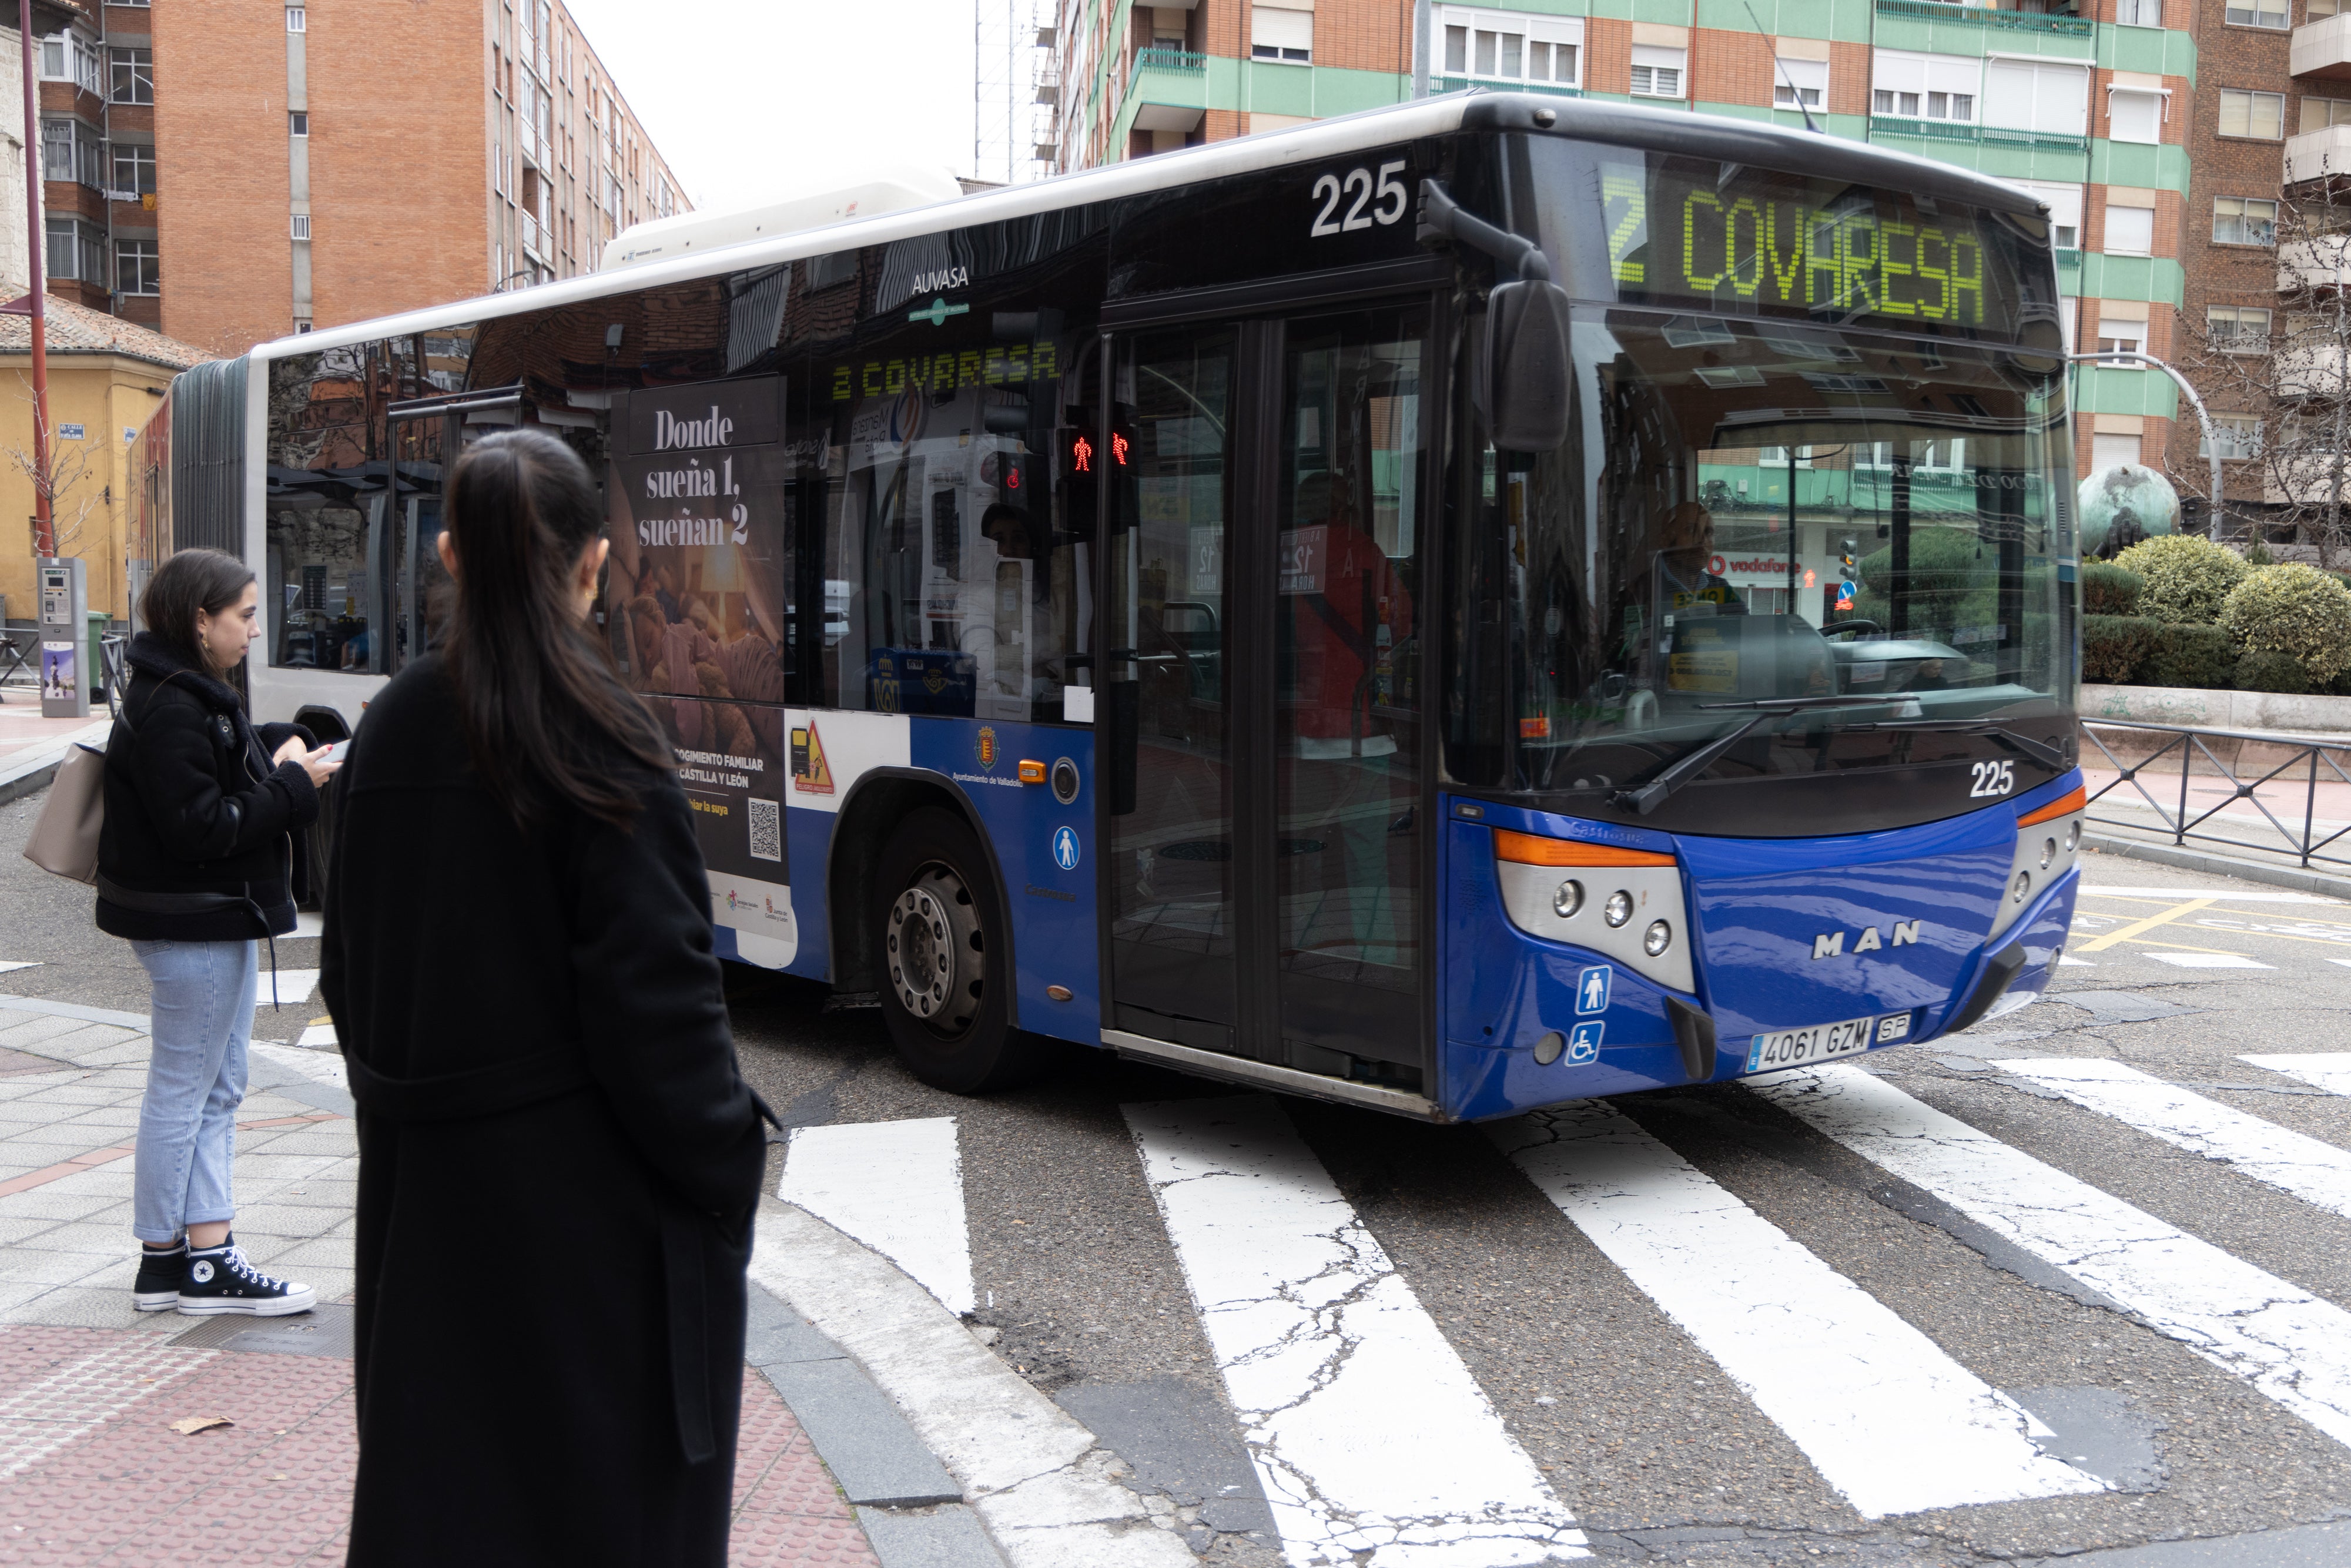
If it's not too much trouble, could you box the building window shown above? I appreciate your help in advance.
[41,118,102,189]
[2208,305,2273,353]
[114,239,158,296]
[2107,88,2162,145]
[2224,0,2289,26]
[2213,196,2279,245]
[292,213,311,240]
[290,111,307,136]
[2091,433,2142,470]
[108,48,151,105]
[2012,180,2083,249]
[2218,89,2286,140]
[1983,59,2089,138]
[110,142,155,198]
[2116,0,2162,24]
[1871,49,1977,122]
[1437,7,1582,88]
[1630,45,1685,99]
[44,217,103,284]
[1250,8,1311,63]
[1774,57,1826,109]
[286,6,305,31]
[39,32,101,95]
[2302,96,2351,133]
[2204,416,2263,460]
[2097,320,2148,358]
[2104,204,2155,256]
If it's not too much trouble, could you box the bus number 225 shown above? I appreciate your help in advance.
[1969,760,2015,798]
[1310,161,1409,237]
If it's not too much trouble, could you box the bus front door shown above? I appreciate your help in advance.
[1104,303,1431,1089]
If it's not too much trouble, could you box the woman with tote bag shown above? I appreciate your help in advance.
[323,429,770,1563]
[97,547,340,1314]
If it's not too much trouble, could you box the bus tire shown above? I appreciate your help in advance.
[875,806,1043,1094]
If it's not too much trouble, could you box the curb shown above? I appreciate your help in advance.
[0,719,112,809]
[745,1279,1007,1568]
[2081,832,2351,902]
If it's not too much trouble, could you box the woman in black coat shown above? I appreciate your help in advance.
[99,547,337,1315]
[321,428,771,1564]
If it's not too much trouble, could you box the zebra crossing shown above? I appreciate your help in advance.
[765,1046,2351,1567]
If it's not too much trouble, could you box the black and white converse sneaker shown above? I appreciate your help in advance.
[132,1241,186,1312]
[178,1237,315,1316]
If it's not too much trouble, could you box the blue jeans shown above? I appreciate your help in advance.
[129,938,255,1245]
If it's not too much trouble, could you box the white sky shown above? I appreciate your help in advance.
[562,0,984,210]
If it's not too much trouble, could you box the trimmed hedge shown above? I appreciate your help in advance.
[2081,562,2143,617]
[2140,624,2237,690]
[2218,564,2351,684]
[2236,651,2312,695]
[2083,615,2160,684]
[2113,535,2253,624]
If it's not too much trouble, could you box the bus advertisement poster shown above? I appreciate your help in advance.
[672,696,795,969]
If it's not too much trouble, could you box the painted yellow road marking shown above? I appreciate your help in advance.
[2079,898,2216,953]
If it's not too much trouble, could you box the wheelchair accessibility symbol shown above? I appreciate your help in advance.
[1052,826,1081,872]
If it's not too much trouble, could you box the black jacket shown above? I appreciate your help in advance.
[95,634,319,942]
[322,655,769,1564]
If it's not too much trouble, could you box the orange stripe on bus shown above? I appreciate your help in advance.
[2017,785,2087,826]
[1493,829,1676,868]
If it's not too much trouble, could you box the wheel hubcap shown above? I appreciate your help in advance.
[886,863,982,1034]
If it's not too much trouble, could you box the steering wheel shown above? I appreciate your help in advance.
[1821,620,1883,640]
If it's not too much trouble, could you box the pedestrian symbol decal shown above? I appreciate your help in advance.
[1567,1021,1603,1064]
[1576,964,1611,1016]
[1052,826,1080,872]
[791,721,835,795]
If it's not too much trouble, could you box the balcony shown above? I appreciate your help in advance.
[2286,123,2351,185]
[1432,74,1583,99]
[2280,237,2351,290]
[1868,116,2089,153]
[2295,14,2351,81]
[1873,0,2092,39]
[2276,344,2349,398]
[1126,46,1206,135]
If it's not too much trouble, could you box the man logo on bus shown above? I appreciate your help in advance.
[1812,922,1921,959]
[977,727,999,770]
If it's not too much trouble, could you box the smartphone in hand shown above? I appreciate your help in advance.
[320,740,351,765]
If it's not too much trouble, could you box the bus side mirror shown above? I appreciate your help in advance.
[1486,280,1572,454]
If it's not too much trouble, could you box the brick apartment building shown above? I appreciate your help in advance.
[39,0,689,359]
[1047,0,2322,520]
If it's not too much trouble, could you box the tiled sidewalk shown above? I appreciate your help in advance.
[0,1007,878,1563]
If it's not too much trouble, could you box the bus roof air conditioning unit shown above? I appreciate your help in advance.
[599,163,967,273]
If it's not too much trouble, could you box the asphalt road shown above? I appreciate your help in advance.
[7,776,2351,1566]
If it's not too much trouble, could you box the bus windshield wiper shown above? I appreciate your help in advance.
[1848,717,2071,772]
[1611,696,1904,816]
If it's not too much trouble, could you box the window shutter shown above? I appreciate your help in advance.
[2109,89,2161,145]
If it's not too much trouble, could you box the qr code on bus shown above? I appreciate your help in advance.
[748,798,782,862]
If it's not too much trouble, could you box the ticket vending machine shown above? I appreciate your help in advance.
[38,558,87,719]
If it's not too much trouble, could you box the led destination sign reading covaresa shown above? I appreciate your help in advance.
[1546,148,2049,337]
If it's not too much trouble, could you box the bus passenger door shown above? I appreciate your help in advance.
[1104,303,1431,1088]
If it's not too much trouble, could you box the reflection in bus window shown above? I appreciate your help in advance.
[819,323,1089,720]
[264,347,376,672]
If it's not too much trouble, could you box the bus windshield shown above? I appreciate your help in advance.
[1463,307,2072,800]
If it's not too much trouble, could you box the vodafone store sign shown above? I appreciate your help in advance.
[1710,552,1792,581]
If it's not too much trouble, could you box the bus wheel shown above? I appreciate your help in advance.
[875,808,1043,1094]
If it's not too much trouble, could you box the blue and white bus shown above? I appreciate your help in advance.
[145,92,2084,1121]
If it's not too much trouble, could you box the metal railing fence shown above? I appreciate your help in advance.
[2081,717,2351,870]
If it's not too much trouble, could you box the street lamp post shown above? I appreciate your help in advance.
[18,0,46,557]
[2066,350,2226,534]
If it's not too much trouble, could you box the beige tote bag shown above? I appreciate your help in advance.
[22,742,106,884]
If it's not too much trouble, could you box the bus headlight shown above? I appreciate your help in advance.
[2011,870,2031,903]
[1604,890,1634,927]
[1553,880,1584,918]
[2039,837,2057,870]
[1643,919,1672,956]
[2066,820,2081,851]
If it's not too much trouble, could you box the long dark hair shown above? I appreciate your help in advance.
[140,548,255,675]
[441,428,668,826]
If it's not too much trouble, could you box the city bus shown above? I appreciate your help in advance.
[138,92,2084,1121]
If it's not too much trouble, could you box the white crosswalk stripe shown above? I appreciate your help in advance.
[778,1117,975,1315]
[1754,1064,2351,1451]
[1127,1094,1586,1568]
[1492,1103,2102,1518]
[2002,1058,2351,1222]
[2242,1052,2351,1099]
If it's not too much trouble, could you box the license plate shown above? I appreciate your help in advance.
[1746,1016,1876,1074]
